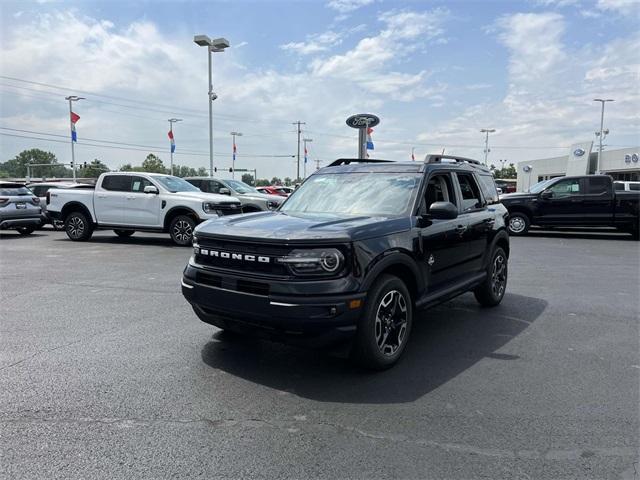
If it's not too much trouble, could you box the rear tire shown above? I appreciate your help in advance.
[17,226,35,235]
[114,229,135,238]
[65,211,93,241]
[474,247,508,307]
[169,215,196,246]
[507,213,530,236]
[351,274,413,370]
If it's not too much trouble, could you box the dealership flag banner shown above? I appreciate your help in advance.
[233,139,237,161]
[304,145,308,164]
[168,129,175,153]
[366,128,374,150]
[411,148,415,161]
[70,112,80,142]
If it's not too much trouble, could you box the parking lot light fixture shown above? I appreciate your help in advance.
[593,99,614,173]
[480,128,496,166]
[194,34,230,177]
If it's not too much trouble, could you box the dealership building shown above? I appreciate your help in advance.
[515,143,640,192]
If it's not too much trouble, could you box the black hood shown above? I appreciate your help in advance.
[195,211,411,244]
[500,192,537,202]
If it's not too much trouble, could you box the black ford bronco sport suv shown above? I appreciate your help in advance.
[182,155,510,369]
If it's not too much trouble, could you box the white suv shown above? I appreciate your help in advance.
[47,172,242,245]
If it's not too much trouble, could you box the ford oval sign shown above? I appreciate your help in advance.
[573,148,585,157]
[346,114,380,129]
[633,153,639,163]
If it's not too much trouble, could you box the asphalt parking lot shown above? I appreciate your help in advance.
[1,227,638,479]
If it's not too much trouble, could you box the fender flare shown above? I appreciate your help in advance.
[163,206,201,230]
[359,250,423,297]
[61,202,95,224]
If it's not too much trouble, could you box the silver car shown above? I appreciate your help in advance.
[0,182,42,235]
[185,177,284,213]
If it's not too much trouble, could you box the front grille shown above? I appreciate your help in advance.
[195,271,222,288]
[195,271,269,296]
[195,237,290,277]
[215,203,242,216]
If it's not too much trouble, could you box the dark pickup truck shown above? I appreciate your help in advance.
[182,155,510,369]
[501,175,639,239]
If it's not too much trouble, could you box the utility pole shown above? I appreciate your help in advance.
[168,118,182,176]
[303,138,313,179]
[480,128,495,166]
[65,95,84,182]
[292,121,306,181]
[230,131,243,179]
[593,99,614,173]
[499,158,507,176]
[315,159,321,171]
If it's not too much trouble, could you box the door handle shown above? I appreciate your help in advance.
[126,196,135,200]
[455,225,467,234]
[97,194,107,198]
[483,218,495,225]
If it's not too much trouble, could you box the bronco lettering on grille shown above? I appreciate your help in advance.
[196,248,271,264]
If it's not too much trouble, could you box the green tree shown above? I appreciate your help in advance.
[0,148,72,179]
[494,163,517,179]
[270,177,283,186]
[119,163,133,171]
[141,154,167,173]
[174,165,198,177]
[283,177,292,186]
[79,159,109,178]
[255,178,270,187]
[197,167,208,176]
[241,173,254,185]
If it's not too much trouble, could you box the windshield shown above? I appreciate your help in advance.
[155,176,200,193]
[528,179,555,193]
[280,172,421,216]
[224,179,257,194]
[0,186,31,196]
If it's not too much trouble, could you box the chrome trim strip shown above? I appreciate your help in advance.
[269,301,300,307]
[181,279,194,289]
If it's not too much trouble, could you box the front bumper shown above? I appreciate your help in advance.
[0,216,42,229]
[182,264,365,346]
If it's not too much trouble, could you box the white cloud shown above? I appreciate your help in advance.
[281,30,344,55]
[326,0,374,14]
[596,0,640,14]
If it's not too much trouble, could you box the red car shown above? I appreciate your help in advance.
[256,186,290,197]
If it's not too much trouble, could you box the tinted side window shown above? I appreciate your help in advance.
[477,174,499,205]
[131,176,153,193]
[455,173,483,211]
[186,179,201,189]
[586,177,610,195]
[630,183,640,191]
[102,175,132,192]
[31,186,47,197]
[203,180,224,194]
[549,178,581,196]
[614,182,624,191]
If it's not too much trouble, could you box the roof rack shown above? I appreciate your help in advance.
[424,154,482,166]
[328,158,394,167]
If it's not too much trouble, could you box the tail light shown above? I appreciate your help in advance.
[0,197,8,206]
[32,196,40,205]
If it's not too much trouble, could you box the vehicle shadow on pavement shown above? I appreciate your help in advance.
[53,235,179,248]
[200,292,547,404]
[0,233,48,240]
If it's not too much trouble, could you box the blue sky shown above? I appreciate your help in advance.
[0,0,638,179]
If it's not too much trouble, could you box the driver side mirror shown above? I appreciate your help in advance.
[143,185,159,194]
[540,189,553,199]
[428,201,458,220]
[218,187,230,195]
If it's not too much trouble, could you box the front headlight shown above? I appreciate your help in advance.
[276,248,345,275]
[202,202,218,215]
[266,200,280,211]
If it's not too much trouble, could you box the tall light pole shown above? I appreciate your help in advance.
[194,35,230,177]
[230,131,242,179]
[480,128,495,166]
[593,99,614,173]
[65,95,84,181]
[292,120,306,181]
[499,158,507,176]
[168,118,182,176]
[303,138,313,179]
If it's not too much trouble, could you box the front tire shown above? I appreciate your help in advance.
[65,211,93,241]
[17,226,35,235]
[507,213,530,236]
[351,274,413,370]
[474,247,508,307]
[169,215,196,246]
[114,229,135,238]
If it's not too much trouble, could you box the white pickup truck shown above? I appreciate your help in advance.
[47,172,242,245]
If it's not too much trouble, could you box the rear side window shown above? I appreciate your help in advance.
[630,183,640,191]
[455,173,483,211]
[102,175,132,192]
[30,186,49,197]
[586,177,611,195]
[614,182,624,191]
[477,174,500,205]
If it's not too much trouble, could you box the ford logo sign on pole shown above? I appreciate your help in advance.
[573,148,585,157]
[346,114,380,159]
